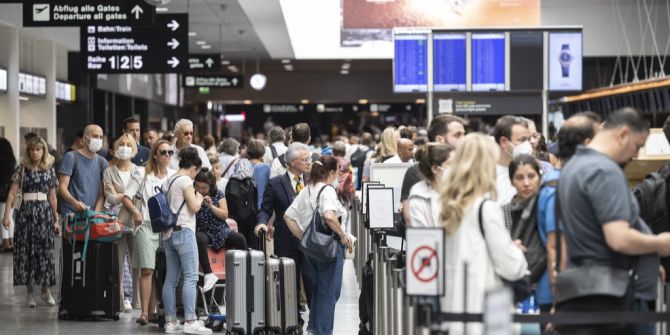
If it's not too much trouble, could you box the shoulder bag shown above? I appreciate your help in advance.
[299,184,341,263]
[12,167,25,210]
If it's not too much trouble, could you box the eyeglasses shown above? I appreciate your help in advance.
[183,131,193,136]
[159,149,175,156]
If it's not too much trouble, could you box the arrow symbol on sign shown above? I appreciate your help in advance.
[131,5,143,19]
[205,58,214,68]
[231,78,239,86]
[167,57,180,68]
[167,38,180,50]
[167,20,180,31]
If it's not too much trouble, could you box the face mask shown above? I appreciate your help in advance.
[331,176,339,188]
[88,137,103,153]
[512,140,533,158]
[440,167,450,179]
[115,146,132,160]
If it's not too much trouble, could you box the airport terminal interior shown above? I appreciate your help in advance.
[3,0,670,335]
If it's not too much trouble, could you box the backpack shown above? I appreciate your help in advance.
[148,176,186,233]
[225,175,258,225]
[358,253,374,335]
[351,147,372,190]
[633,165,670,235]
[270,145,279,159]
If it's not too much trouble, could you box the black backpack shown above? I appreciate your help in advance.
[225,176,258,224]
[632,165,670,235]
[351,147,371,168]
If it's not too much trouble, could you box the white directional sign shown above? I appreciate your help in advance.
[183,75,243,88]
[188,54,221,72]
[406,228,445,296]
[82,14,188,73]
[23,0,155,27]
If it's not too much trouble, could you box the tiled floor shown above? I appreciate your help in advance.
[0,239,361,334]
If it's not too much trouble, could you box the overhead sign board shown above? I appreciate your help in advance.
[183,75,243,88]
[82,14,188,73]
[56,81,76,102]
[406,228,445,296]
[23,0,155,27]
[188,54,221,72]
[18,72,46,97]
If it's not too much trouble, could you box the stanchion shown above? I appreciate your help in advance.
[373,232,387,335]
[404,295,416,335]
[378,245,390,335]
[386,251,398,335]
[392,267,405,335]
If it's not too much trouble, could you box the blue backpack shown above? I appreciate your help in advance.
[148,176,186,233]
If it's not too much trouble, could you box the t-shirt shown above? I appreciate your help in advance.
[535,168,560,306]
[400,164,423,202]
[125,167,175,222]
[496,164,516,205]
[58,151,109,215]
[169,144,212,171]
[285,182,345,232]
[635,219,660,301]
[559,146,639,270]
[163,175,197,232]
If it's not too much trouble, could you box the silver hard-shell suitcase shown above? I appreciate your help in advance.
[225,249,266,334]
[266,256,299,334]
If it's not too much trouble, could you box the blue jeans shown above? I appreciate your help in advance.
[633,299,654,335]
[302,245,345,335]
[162,229,199,322]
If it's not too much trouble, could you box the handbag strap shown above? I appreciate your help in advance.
[134,169,149,200]
[18,166,25,195]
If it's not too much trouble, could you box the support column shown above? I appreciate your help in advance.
[0,26,20,158]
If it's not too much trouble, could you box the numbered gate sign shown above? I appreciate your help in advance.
[405,227,445,296]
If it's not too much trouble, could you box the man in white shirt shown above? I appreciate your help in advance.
[385,138,415,163]
[169,119,212,171]
[493,115,531,205]
[270,123,312,178]
[264,126,288,164]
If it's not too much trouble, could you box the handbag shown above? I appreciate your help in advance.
[12,167,24,210]
[552,186,636,305]
[477,199,533,303]
[63,210,131,261]
[118,170,148,227]
[299,185,341,263]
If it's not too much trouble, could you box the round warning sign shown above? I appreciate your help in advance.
[411,246,439,283]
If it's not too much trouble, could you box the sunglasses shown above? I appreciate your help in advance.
[159,149,175,156]
[183,131,194,136]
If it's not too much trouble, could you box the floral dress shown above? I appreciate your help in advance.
[11,166,57,287]
[195,190,231,250]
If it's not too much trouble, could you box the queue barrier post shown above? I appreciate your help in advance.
[385,251,398,335]
[392,267,405,335]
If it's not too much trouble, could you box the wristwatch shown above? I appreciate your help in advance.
[559,44,573,78]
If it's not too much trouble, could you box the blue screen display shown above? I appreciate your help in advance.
[394,34,428,93]
[472,33,506,91]
[433,33,467,92]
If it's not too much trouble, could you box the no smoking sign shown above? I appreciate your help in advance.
[406,228,445,296]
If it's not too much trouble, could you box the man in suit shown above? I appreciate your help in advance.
[255,142,312,325]
[123,117,150,166]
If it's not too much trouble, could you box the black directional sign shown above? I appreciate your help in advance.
[183,75,244,89]
[188,54,221,72]
[23,0,155,27]
[82,14,188,73]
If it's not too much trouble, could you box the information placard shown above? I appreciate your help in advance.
[406,228,445,296]
[370,163,412,212]
[548,32,583,91]
[394,33,428,93]
[367,187,395,229]
[472,33,506,92]
[23,0,155,27]
[434,33,467,92]
[183,75,243,88]
[81,14,188,73]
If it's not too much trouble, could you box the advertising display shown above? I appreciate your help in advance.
[56,81,76,102]
[393,33,428,93]
[472,33,506,92]
[18,72,46,97]
[0,68,6,92]
[548,32,583,91]
[433,33,467,92]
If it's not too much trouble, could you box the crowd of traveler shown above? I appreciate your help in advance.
[0,108,669,335]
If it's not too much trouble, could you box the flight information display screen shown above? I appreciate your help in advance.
[394,33,428,93]
[472,33,506,91]
[433,33,467,92]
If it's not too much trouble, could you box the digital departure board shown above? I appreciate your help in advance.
[433,33,467,92]
[393,33,428,93]
[472,33,506,92]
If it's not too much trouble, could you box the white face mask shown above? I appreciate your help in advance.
[115,146,132,161]
[512,140,533,158]
[88,137,103,153]
[440,167,450,179]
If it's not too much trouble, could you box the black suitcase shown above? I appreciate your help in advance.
[58,238,120,321]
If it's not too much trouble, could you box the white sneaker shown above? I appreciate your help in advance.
[123,299,133,312]
[41,290,55,306]
[165,322,184,334]
[202,273,218,293]
[25,293,36,308]
[183,320,212,335]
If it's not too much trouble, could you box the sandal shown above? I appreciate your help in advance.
[135,314,148,326]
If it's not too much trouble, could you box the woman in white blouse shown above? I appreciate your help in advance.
[408,143,454,227]
[439,133,528,335]
[121,139,175,326]
[284,156,353,335]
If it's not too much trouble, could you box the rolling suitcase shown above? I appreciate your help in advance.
[266,256,300,335]
[58,238,120,321]
[225,249,266,334]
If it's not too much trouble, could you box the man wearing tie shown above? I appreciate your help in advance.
[255,142,312,325]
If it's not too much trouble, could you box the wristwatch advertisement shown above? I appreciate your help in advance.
[548,32,582,91]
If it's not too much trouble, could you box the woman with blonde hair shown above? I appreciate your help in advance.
[2,137,60,307]
[439,133,527,335]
